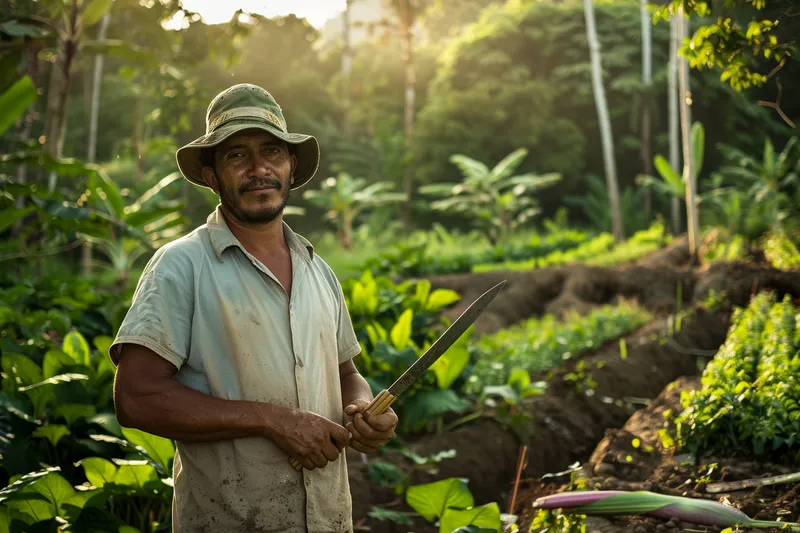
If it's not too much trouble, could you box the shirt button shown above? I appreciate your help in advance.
[305,476,311,487]
[297,360,304,368]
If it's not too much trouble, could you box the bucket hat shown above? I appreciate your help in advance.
[176,84,320,190]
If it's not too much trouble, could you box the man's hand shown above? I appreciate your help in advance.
[270,409,352,471]
[343,399,398,454]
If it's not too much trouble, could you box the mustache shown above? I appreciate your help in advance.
[239,178,282,193]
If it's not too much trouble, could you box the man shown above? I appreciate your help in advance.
[110,83,398,533]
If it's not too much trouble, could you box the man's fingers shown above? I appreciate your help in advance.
[353,413,394,441]
[346,422,385,448]
[300,456,316,471]
[329,423,352,448]
[344,399,370,416]
[348,439,376,454]
[322,439,341,462]
[311,452,328,469]
[363,409,398,433]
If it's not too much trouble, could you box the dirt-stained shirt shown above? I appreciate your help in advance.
[109,205,361,533]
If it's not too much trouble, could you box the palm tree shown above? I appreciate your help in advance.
[419,148,561,245]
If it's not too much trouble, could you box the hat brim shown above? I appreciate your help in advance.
[175,122,319,191]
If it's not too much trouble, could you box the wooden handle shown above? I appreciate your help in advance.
[289,390,397,471]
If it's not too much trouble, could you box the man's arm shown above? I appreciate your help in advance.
[339,360,398,454]
[114,343,351,470]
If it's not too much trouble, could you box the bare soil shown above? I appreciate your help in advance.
[516,376,800,533]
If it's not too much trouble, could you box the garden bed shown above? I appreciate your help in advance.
[348,304,732,530]
[516,375,800,533]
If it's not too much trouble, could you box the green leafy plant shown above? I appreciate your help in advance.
[761,228,800,271]
[405,478,502,533]
[675,291,800,462]
[419,148,562,245]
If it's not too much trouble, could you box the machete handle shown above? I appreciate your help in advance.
[289,389,397,472]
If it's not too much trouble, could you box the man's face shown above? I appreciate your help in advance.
[202,129,296,225]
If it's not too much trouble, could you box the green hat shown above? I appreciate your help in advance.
[176,84,319,190]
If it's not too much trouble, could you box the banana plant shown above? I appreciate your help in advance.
[419,148,561,245]
[636,121,708,202]
[302,172,406,249]
[82,170,189,289]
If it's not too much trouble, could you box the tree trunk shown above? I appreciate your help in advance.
[342,0,352,138]
[398,1,416,230]
[14,41,42,234]
[677,7,699,261]
[668,12,681,235]
[134,97,144,183]
[44,0,82,192]
[83,9,113,277]
[640,0,653,218]
[584,0,624,241]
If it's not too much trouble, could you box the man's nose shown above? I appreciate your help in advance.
[249,153,273,177]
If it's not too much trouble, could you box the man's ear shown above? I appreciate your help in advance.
[201,167,219,194]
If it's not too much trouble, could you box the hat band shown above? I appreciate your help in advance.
[207,106,287,134]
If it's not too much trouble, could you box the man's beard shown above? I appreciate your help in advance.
[219,176,291,225]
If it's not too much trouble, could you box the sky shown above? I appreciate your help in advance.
[177,0,347,28]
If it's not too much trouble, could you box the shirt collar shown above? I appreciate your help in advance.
[206,205,315,262]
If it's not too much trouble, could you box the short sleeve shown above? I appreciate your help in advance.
[109,264,194,370]
[333,278,361,365]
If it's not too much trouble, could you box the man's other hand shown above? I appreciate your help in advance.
[343,399,398,454]
[271,409,351,471]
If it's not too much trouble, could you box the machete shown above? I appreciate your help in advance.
[290,279,507,471]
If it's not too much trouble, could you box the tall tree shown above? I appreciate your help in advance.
[584,0,623,241]
[668,12,681,235]
[677,6,700,260]
[640,0,653,218]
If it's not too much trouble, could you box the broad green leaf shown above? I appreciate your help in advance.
[1,353,42,388]
[79,457,117,488]
[87,413,123,437]
[18,373,89,391]
[481,385,520,404]
[406,478,474,522]
[414,280,431,307]
[439,503,501,533]
[490,148,528,181]
[390,309,413,351]
[430,346,469,389]
[121,427,175,471]
[113,461,160,489]
[402,390,468,431]
[32,424,70,447]
[93,170,125,219]
[508,368,531,389]
[653,155,683,194]
[82,0,113,26]
[425,289,461,312]
[55,404,97,426]
[368,507,413,525]
[5,472,74,521]
[119,527,144,533]
[63,330,90,366]
[0,75,37,137]
[0,467,61,503]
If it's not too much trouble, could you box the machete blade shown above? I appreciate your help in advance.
[387,279,506,397]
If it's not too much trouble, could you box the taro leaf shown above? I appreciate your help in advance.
[2,438,43,477]
[402,390,468,431]
[0,75,37,137]
[4,471,74,521]
[390,309,413,351]
[425,289,461,312]
[88,435,166,475]
[368,507,413,526]
[78,457,117,488]
[371,342,417,371]
[0,392,37,424]
[86,413,123,437]
[0,206,36,233]
[2,353,43,389]
[121,427,175,472]
[112,460,160,490]
[32,424,70,447]
[430,345,469,390]
[406,478,474,522]
[54,404,97,426]
[481,385,520,405]
[18,373,89,391]
[367,461,405,487]
[63,330,91,366]
[439,503,502,533]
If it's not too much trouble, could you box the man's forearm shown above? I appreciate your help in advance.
[340,371,373,409]
[116,376,287,444]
